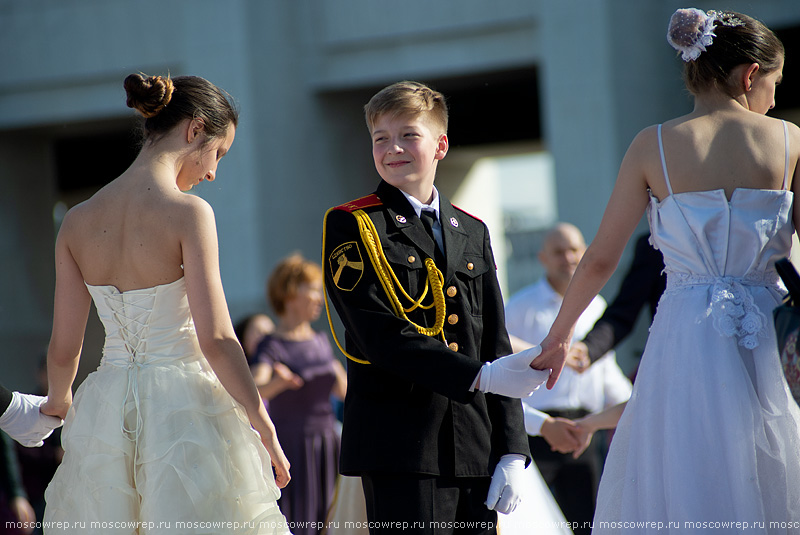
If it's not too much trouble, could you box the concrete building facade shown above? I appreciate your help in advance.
[2,0,799,386]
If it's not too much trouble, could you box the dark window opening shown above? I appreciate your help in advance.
[430,67,540,147]
[774,25,800,116]
[54,127,139,193]
[330,66,541,148]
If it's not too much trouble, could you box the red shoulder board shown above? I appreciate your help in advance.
[452,204,483,223]
[333,194,383,213]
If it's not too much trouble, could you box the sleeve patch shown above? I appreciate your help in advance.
[329,241,365,291]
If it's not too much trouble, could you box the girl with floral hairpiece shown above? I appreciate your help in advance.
[531,7,800,531]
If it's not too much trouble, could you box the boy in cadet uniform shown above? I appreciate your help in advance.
[322,81,547,534]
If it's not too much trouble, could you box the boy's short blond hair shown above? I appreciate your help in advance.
[364,81,448,135]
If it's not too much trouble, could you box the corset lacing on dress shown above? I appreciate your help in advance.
[99,288,159,490]
[664,269,781,350]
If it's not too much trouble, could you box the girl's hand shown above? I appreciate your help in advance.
[41,394,71,420]
[249,404,291,488]
[271,362,304,391]
[531,332,571,389]
[570,420,596,459]
[262,433,291,489]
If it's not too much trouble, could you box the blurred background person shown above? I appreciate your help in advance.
[504,222,631,535]
[13,357,63,535]
[0,431,35,535]
[252,253,346,535]
[235,313,276,365]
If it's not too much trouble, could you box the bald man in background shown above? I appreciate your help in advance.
[504,223,631,534]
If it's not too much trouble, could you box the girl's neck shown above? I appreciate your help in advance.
[692,90,748,116]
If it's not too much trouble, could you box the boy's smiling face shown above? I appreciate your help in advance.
[370,112,448,204]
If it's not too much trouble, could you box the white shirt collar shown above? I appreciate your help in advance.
[538,278,563,305]
[401,186,441,221]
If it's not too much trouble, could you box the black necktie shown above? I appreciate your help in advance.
[420,210,445,267]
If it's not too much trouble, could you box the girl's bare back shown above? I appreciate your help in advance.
[63,172,196,292]
[645,111,798,201]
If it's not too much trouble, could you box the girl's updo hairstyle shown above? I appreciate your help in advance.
[124,73,238,144]
[668,9,784,97]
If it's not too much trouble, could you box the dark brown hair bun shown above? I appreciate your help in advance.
[124,72,238,146]
[124,73,175,118]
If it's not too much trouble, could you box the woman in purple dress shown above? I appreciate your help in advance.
[253,254,347,535]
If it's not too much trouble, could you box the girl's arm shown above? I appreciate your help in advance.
[789,122,800,236]
[180,198,290,488]
[42,212,92,420]
[252,362,304,401]
[571,401,628,459]
[532,128,654,389]
[576,401,627,433]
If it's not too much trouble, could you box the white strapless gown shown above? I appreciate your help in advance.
[44,278,290,534]
[593,187,800,533]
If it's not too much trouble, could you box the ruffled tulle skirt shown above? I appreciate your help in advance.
[44,355,290,534]
[593,284,800,534]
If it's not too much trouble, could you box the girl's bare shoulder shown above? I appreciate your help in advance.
[623,124,662,164]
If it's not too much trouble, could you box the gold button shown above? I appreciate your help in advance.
[448,342,459,352]
[467,262,474,270]
[447,286,457,297]
[408,255,416,264]
[448,314,459,325]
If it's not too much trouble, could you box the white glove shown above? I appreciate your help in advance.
[486,454,526,514]
[0,392,63,447]
[478,345,549,398]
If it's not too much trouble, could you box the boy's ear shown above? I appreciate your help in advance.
[435,134,449,160]
[187,117,206,143]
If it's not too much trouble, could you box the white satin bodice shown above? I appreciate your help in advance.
[86,277,202,369]
[646,122,794,350]
[648,188,794,281]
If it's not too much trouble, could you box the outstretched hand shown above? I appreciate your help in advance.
[478,346,549,398]
[531,333,570,390]
[2,393,64,448]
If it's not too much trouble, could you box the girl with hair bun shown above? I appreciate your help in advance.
[531,8,800,530]
[39,73,291,533]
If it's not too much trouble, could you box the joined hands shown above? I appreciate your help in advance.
[478,346,548,398]
[1,392,64,448]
